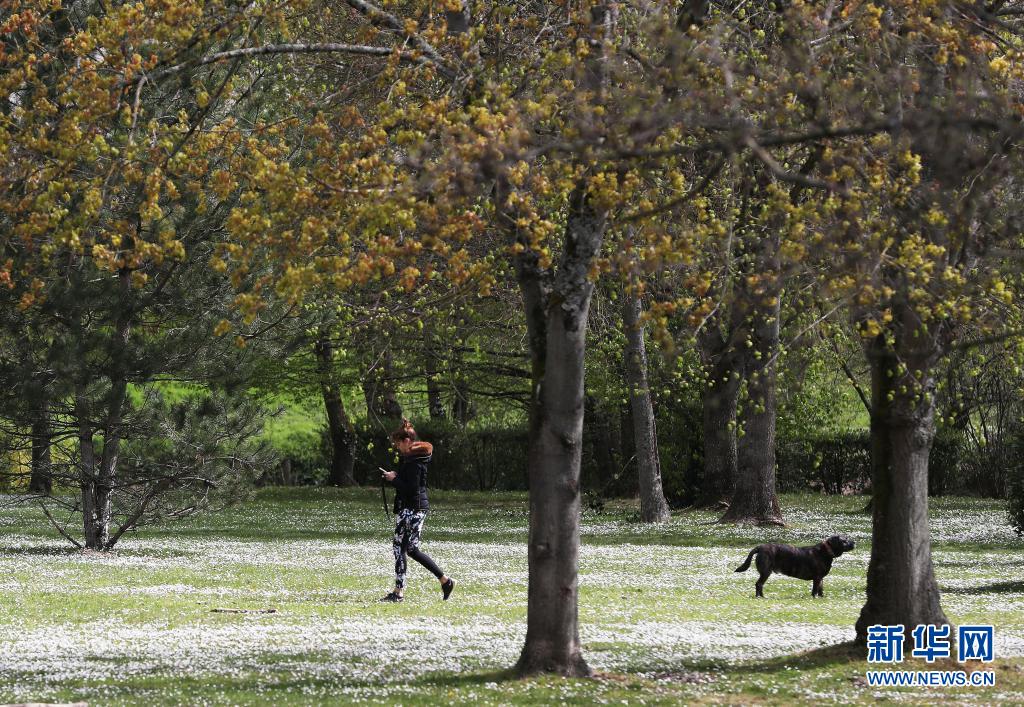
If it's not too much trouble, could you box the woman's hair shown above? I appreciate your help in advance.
[390,418,418,443]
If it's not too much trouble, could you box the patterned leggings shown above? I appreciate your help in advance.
[393,509,444,589]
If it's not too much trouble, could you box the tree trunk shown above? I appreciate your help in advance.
[444,1,469,37]
[424,337,446,420]
[451,374,473,424]
[517,301,590,676]
[696,329,740,508]
[76,391,109,551]
[855,334,948,650]
[362,348,403,422]
[28,402,52,494]
[699,373,740,508]
[585,394,615,490]
[81,270,133,550]
[379,350,402,418]
[315,335,357,487]
[512,182,604,678]
[91,376,128,550]
[721,235,783,526]
[512,4,608,676]
[622,279,670,522]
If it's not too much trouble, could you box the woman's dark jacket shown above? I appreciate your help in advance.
[390,441,433,513]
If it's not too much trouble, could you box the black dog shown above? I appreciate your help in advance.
[735,535,855,598]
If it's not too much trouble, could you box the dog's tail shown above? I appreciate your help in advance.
[735,547,759,573]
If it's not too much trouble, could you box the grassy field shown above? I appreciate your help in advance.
[1,489,1022,705]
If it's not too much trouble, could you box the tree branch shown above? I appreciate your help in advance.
[39,501,83,549]
[124,43,437,88]
[343,0,458,80]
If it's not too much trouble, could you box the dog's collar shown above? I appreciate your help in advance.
[820,541,835,558]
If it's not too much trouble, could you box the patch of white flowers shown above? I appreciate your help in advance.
[0,493,1020,704]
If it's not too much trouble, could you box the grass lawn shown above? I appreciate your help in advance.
[1,489,1022,705]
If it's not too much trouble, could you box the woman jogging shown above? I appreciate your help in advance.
[379,419,455,603]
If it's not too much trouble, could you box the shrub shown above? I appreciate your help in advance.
[357,420,530,491]
[776,432,871,495]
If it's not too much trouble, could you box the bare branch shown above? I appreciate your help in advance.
[343,0,458,80]
[621,156,726,222]
[820,330,871,414]
[743,136,848,195]
[124,43,437,88]
[39,501,83,549]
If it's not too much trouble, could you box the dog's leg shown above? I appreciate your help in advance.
[755,569,770,597]
[754,552,771,598]
[812,578,823,597]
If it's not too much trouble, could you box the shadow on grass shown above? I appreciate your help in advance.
[740,641,864,674]
[944,580,1024,595]
[0,543,217,559]
[0,545,84,557]
[936,556,1023,568]
[635,641,866,677]
[412,667,519,689]
[414,644,867,689]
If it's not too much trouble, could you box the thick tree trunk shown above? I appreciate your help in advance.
[622,280,670,522]
[696,329,740,508]
[721,236,783,526]
[28,402,52,494]
[315,335,357,487]
[517,299,591,676]
[586,395,616,490]
[513,4,607,676]
[855,336,948,650]
[723,366,783,525]
[699,375,740,507]
[513,183,604,678]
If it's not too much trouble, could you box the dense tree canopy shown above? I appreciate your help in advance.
[5,0,1024,677]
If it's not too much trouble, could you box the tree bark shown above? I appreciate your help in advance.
[315,335,358,487]
[76,390,108,551]
[696,327,741,508]
[721,233,783,526]
[585,395,617,490]
[424,336,446,420]
[80,270,133,550]
[512,182,604,678]
[444,1,469,37]
[622,279,670,522]
[81,375,129,550]
[28,401,52,494]
[511,3,608,677]
[451,353,473,424]
[855,330,948,650]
